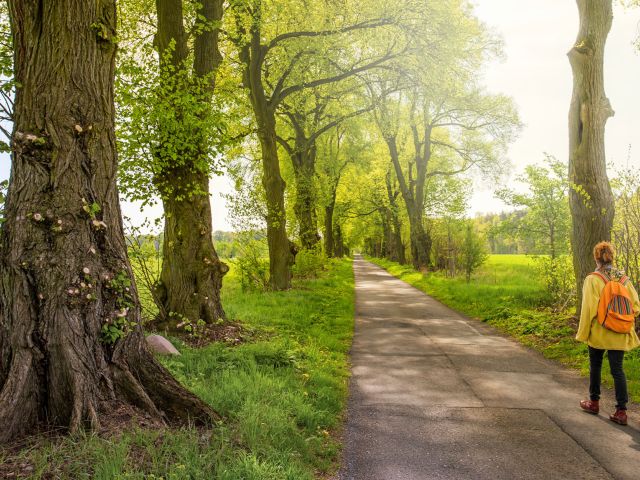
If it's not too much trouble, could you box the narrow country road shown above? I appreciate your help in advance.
[339,257,640,480]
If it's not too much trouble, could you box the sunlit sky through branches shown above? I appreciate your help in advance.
[0,1,639,231]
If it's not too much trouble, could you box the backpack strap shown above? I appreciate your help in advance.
[591,271,609,284]
[620,275,630,285]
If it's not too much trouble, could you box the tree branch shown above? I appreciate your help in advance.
[309,105,374,144]
[265,18,393,52]
[276,50,401,104]
[275,135,294,155]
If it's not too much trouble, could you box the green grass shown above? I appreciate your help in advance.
[3,258,355,479]
[368,255,640,403]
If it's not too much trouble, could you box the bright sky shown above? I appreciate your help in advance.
[1,1,639,230]
[470,0,640,214]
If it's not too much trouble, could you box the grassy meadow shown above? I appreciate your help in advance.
[2,259,355,480]
[368,254,640,403]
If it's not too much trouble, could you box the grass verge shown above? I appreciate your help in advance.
[367,255,640,403]
[1,258,355,479]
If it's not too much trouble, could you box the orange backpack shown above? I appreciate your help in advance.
[591,271,636,334]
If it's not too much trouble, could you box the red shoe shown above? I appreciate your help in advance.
[609,409,628,426]
[580,399,599,414]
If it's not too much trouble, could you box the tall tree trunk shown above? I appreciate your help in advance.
[380,209,391,258]
[155,167,227,330]
[239,27,294,290]
[391,219,406,264]
[385,136,431,270]
[334,224,345,257]
[258,111,295,290]
[385,170,406,264]
[154,0,227,329]
[323,157,346,259]
[292,149,320,250]
[324,201,335,257]
[408,209,431,270]
[382,208,403,263]
[568,0,615,311]
[0,0,214,443]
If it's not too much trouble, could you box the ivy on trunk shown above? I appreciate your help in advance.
[153,0,228,330]
[0,0,215,443]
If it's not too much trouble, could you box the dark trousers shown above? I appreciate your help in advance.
[588,346,628,410]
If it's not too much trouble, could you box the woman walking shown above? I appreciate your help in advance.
[576,241,640,426]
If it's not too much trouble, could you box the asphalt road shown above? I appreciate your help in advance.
[338,257,640,480]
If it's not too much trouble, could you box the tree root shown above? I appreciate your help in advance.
[0,331,217,444]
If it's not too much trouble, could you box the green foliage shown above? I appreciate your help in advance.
[115,2,237,206]
[430,216,486,277]
[292,247,326,279]
[90,21,117,45]
[0,3,13,150]
[101,271,136,345]
[460,222,488,282]
[81,198,101,219]
[14,259,355,479]
[495,155,571,258]
[233,234,270,291]
[224,154,268,233]
[116,47,225,204]
[172,313,210,337]
[100,316,129,345]
[611,168,640,286]
[124,217,163,321]
[316,1,519,260]
[214,230,242,258]
[477,212,524,254]
[532,255,576,311]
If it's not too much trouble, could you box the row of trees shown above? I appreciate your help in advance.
[356,0,632,319]
[0,0,518,443]
[0,0,631,445]
[114,0,517,308]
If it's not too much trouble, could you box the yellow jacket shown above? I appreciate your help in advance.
[576,273,640,351]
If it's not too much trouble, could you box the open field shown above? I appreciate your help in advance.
[0,259,354,480]
[368,255,640,403]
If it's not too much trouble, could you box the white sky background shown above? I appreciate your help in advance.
[1,1,639,230]
[470,0,640,214]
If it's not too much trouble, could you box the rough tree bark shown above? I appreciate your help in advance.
[568,0,615,311]
[237,19,295,290]
[291,147,321,250]
[321,130,350,258]
[385,170,406,264]
[277,107,321,250]
[153,0,228,329]
[0,0,214,443]
[324,200,336,257]
[385,134,431,270]
[334,224,346,258]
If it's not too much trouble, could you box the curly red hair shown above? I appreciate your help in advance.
[593,241,615,265]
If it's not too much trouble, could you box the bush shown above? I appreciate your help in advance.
[293,247,326,279]
[460,222,489,282]
[533,254,575,311]
[234,235,270,291]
